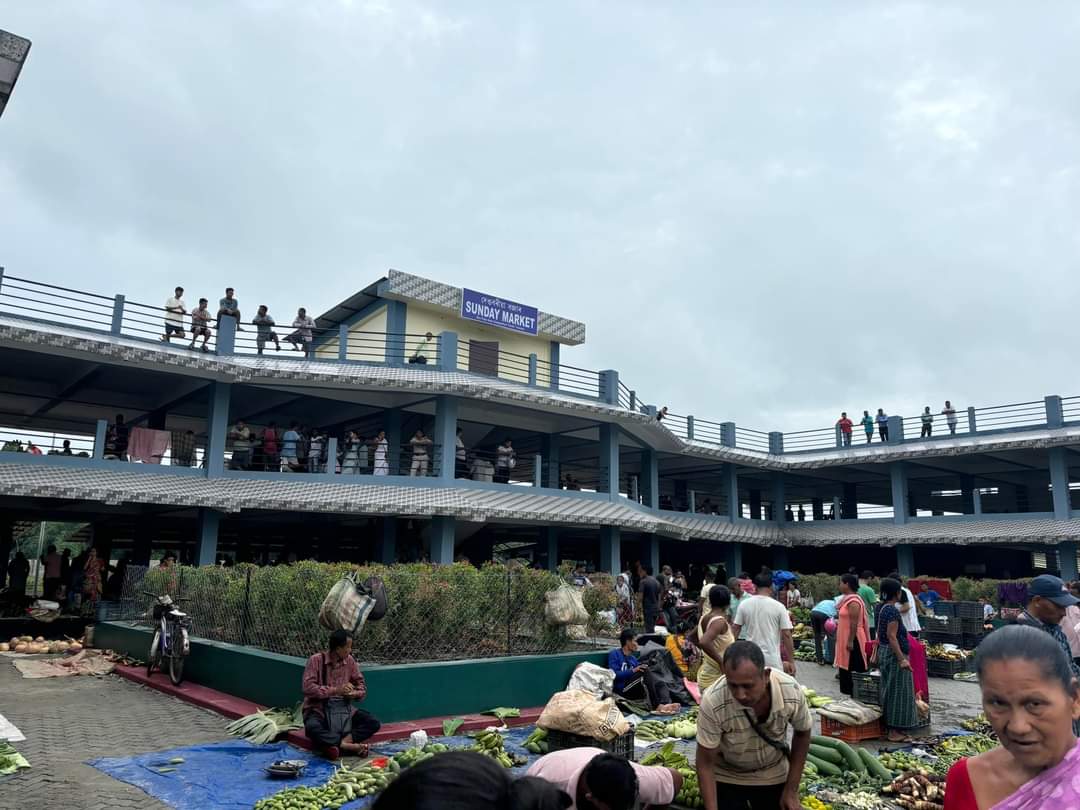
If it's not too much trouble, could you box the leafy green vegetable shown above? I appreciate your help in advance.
[482,707,520,720]
[442,718,465,736]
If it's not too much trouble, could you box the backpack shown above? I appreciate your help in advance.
[362,576,388,621]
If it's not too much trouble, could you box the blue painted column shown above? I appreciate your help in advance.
[1049,447,1071,520]
[1045,395,1064,428]
[724,543,743,579]
[686,416,695,441]
[722,464,739,519]
[644,534,660,576]
[549,342,560,390]
[431,516,456,564]
[438,331,458,372]
[1059,542,1078,582]
[772,473,786,522]
[196,509,220,566]
[93,419,108,460]
[887,415,904,444]
[599,526,621,576]
[433,395,458,480]
[897,544,915,578]
[111,294,125,335]
[544,527,559,571]
[338,324,349,361]
[599,423,621,497]
[967,407,977,434]
[842,483,858,519]
[385,408,402,476]
[972,487,983,515]
[206,382,232,477]
[324,438,338,477]
[0,517,12,586]
[640,449,659,509]
[543,435,561,488]
[216,313,236,355]
[385,300,407,366]
[598,370,619,405]
[772,546,789,571]
[378,519,397,564]
[769,432,784,454]
[890,462,909,524]
[528,353,538,386]
[749,489,762,520]
[720,423,736,448]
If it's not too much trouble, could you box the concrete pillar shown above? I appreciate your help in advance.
[832,496,842,520]
[0,516,12,585]
[549,342,560,390]
[811,498,824,521]
[385,409,402,476]
[842,483,858,519]
[960,474,976,515]
[972,487,983,515]
[674,480,688,511]
[544,527,559,571]
[216,312,236,355]
[338,324,349,361]
[599,423,621,497]
[377,518,396,564]
[431,516,455,565]
[598,370,619,405]
[891,462,909,525]
[722,464,739,520]
[644,534,660,576]
[527,353,538,385]
[543,435,561,488]
[772,546,789,571]
[324,437,338,477]
[724,543,744,578]
[1059,541,1079,582]
[897,544,915,578]
[686,415,695,441]
[769,432,784,454]
[688,491,697,514]
[433,395,458,481]
[887,415,904,444]
[1049,447,1071,520]
[111,294,125,335]
[196,509,220,566]
[438,331,458,372]
[720,422,736,448]
[599,526,621,576]
[749,489,762,520]
[641,449,659,509]
[772,474,786,523]
[93,419,108,460]
[385,300,407,366]
[206,382,231,477]
[1046,395,1064,428]
[132,517,153,567]
[967,406,977,434]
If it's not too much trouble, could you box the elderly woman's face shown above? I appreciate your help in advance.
[980,658,1080,770]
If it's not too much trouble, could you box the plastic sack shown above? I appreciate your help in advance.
[544,584,589,626]
[567,662,615,698]
[538,690,630,741]
[408,730,429,750]
[319,572,377,635]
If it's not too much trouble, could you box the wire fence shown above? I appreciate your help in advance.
[116,562,618,664]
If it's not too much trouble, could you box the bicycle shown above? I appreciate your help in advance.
[143,590,192,685]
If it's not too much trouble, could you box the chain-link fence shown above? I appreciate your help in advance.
[116,561,619,664]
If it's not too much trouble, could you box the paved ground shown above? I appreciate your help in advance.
[0,658,228,810]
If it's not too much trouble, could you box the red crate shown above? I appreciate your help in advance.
[819,715,884,742]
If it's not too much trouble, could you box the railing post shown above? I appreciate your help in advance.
[688,490,696,514]
[437,331,458,372]
[0,266,5,295]
[967,406,977,434]
[1045,395,1064,428]
[598,370,619,404]
[216,315,236,356]
[890,462,909,524]
[835,424,843,448]
[534,454,542,487]
[629,390,637,412]
[93,419,108,460]
[528,353,538,386]
[110,294,125,335]
[324,437,338,478]
[686,415,695,441]
[720,422,736,448]
[887,415,904,444]
[769,432,784,454]
[338,324,349,362]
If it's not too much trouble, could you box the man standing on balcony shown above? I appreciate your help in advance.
[495,438,515,484]
[287,307,316,356]
[161,286,186,343]
[875,409,889,442]
[188,298,213,352]
[302,630,381,760]
[836,412,853,447]
[409,429,433,476]
[942,401,958,435]
[229,420,253,470]
[861,410,874,443]
[251,305,281,354]
[920,407,934,438]
[218,287,242,330]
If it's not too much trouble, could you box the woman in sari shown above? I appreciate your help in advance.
[834,572,870,695]
[877,577,922,741]
[687,585,734,692]
[944,625,1079,809]
[615,573,634,627]
[82,547,103,607]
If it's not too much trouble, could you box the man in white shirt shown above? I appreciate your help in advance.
[732,573,795,674]
[889,571,922,638]
[161,286,186,343]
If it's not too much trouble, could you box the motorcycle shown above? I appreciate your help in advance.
[143,591,192,685]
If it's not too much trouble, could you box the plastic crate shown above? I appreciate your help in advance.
[961,617,988,634]
[922,615,961,635]
[851,672,881,706]
[956,602,984,620]
[820,715,884,742]
[921,630,954,645]
[546,728,635,760]
[934,601,958,617]
[927,656,966,678]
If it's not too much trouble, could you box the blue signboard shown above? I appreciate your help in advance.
[460,288,539,336]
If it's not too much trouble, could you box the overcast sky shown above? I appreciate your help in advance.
[2,3,1079,434]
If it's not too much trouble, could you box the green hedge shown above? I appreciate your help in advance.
[795,572,1029,607]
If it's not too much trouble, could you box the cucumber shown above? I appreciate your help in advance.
[811,736,866,773]
[858,747,893,780]
[807,744,843,766]
[805,753,842,777]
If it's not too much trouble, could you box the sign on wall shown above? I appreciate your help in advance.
[460,288,539,336]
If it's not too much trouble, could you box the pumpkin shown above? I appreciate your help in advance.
[0,643,9,652]
[14,643,29,653]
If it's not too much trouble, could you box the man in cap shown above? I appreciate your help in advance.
[1016,574,1080,735]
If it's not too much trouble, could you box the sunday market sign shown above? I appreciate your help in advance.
[461,288,539,336]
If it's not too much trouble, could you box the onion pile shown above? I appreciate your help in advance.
[1,635,83,654]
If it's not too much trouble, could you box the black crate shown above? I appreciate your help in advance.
[961,617,987,634]
[927,656,966,678]
[546,729,635,760]
[962,632,987,650]
[921,615,961,635]
[934,601,958,617]
[851,671,881,706]
[921,630,953,645]
[956,602,984,620]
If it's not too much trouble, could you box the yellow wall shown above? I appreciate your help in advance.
[315,307,389,362]
[404,303,553,385]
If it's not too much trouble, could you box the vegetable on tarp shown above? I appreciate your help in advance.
[442,718,465,736]
[225,705,303,744]
[482,707,520,727]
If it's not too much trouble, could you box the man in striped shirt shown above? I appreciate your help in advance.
[695,641,812,810]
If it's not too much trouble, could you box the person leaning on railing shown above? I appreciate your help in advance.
[217,287,243,330]
[409,332,435,364]
[188,299,213,352]
[160,286,187,344]
[286,307,315,356]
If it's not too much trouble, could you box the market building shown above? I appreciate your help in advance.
[0,266,1078,583]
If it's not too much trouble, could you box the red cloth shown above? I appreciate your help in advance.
[867,636,929,700]
[944,758,978,810]
[908,578,953,600]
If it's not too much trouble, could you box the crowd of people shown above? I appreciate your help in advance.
[836,401,961,446]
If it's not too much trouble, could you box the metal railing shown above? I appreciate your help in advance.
[734,426,770,452]
[783,426,837,451]
[971,400,1047,432]
[0,426,96,457]
[659,412,689,440]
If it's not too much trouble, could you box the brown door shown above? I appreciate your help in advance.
[469,340,499,376]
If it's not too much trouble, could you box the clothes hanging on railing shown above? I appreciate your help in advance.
[127,427,171,464]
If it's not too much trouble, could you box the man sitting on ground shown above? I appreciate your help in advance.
[527,748,682,810]
[607,629,679,712]
[301,629,381,760]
